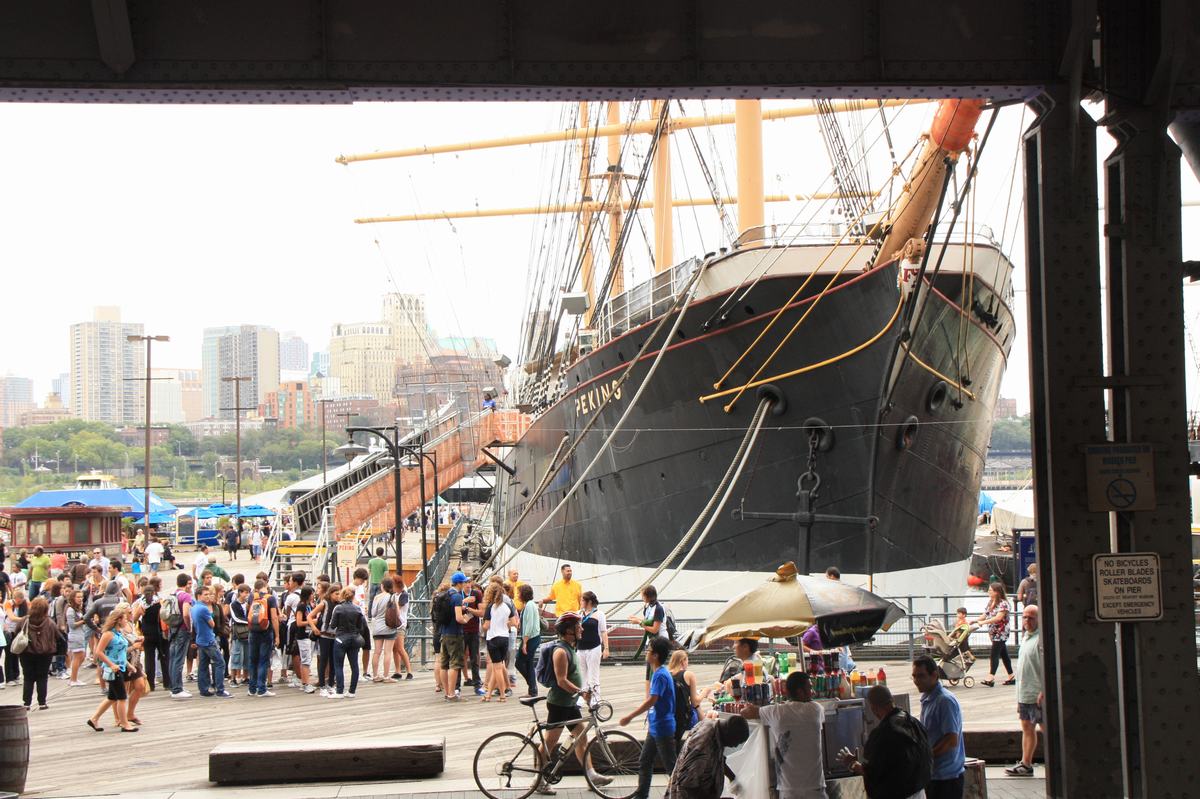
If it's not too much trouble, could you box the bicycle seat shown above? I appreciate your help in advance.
[520,696,546,707]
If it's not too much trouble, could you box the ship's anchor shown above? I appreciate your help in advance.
[732,430,879,573]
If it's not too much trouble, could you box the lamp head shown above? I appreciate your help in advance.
[332,441,369,463]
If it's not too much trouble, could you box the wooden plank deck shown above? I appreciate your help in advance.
[21,653,1021,797]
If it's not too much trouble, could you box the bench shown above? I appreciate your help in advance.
[209,738,444,784]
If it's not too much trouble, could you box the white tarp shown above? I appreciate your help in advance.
[992,489,1035,536]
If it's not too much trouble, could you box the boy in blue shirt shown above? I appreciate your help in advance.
[620,636,676,799]
[191,586,230,698]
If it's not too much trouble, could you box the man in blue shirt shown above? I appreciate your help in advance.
[438,571,473,700]
[620,636,676,799]
[191,586,230,698]
[913,655,965,798]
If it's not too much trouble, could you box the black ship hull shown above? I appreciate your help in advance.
[498,250,1014,599]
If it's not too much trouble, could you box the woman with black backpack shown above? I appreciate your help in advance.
[135,581,169,692]
[668,650,701,748]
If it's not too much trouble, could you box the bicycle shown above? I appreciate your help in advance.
[473,694,641,799]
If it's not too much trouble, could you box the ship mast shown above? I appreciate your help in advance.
[734,100,766,240]
[577,102,597,311]
[606,102,626,297]
[651,100,673,272]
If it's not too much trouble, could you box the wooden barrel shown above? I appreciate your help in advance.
[0,705,29,794]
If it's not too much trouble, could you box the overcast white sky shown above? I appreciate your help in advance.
[0,99,1196,414]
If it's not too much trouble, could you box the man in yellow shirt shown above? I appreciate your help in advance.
[539,563,583,615]
[505,569,530,612]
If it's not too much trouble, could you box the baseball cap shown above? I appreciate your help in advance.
[451,571,468,584]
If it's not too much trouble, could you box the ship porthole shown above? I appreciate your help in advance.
[896,415,920,451]
[926,381,948,413]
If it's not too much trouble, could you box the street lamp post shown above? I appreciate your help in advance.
[128,334,170,529]
[334,426,436,589]
[221,375,253,523]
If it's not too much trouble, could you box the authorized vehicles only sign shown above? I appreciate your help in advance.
[1092,553,1162,621]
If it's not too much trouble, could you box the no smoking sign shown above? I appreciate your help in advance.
[1084,443,1156,512]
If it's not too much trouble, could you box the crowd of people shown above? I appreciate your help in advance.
[0,532,1045,798]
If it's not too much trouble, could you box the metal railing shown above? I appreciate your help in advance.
[398,587,1200,669]
[404,515,468,663]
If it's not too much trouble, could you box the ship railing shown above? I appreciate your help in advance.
[599,257,701,343]
[398,590,1200,668]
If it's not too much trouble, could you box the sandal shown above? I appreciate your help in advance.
[119,726,140,733]
[128,717,142,725]
[981,680,995,687]
[1003,677,1017,686]
[87,719,104,732]
[481,695,491,702]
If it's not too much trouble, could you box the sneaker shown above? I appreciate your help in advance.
[391,672,402,680]
[475,687,486,696]
[216,691,233,698]
[287,677,301,689]
[318,687,331,698]
[199,692,215,697]
[328,692,344,699]
[303,685,316,694]
[534,782,557,796]
[170,691,192,699]
[345,692,356,698]
[586,769,614,787]
[405,672,414,681]
[38,704,49,711]
[505,689,513,698]
[69,680,88,687]
[259,690,276,697]
[4,681,16,686]
[186,674,196,682]
[1004,762,1035,776]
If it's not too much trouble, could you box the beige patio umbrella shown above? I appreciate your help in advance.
[690,562,907,647]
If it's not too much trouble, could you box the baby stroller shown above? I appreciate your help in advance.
[921,618,977,687]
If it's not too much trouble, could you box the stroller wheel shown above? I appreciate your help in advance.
[947,678,959,686]
[964,676,975,688]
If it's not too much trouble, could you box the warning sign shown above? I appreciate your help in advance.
[1093,553,1162,621]
[1084,443,1156,512]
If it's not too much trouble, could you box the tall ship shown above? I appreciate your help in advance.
[344,98,1016,603]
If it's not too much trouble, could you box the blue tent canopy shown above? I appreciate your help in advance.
[178,503,275,521]
[978,491,997,514]
[16,488,177,522]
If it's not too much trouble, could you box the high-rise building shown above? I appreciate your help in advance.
[0,375,35,428]
[382,293,429,366]
[69,307,145,425]
[214,326,280,420]
[310,351,330,378]
[201,325,240,418]
[148,367,202,424]
[328,322,397,401]
[260,380,316,429]
[279,332,310,372]
[50,372,70,411]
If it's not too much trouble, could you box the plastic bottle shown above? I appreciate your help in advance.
[778,652,789,675]
[744,661,755,686]
[877,667,887,686]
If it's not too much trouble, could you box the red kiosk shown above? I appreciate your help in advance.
[0,505,125,563]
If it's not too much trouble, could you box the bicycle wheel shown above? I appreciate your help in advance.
[473,731,544,799]
[585,729,642,799]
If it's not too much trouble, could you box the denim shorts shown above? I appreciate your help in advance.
[230,638,247,670]
[1018,701,1043,724]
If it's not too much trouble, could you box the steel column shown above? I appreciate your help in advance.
[1023,87,1124,796]
[1101,103,1199,799]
